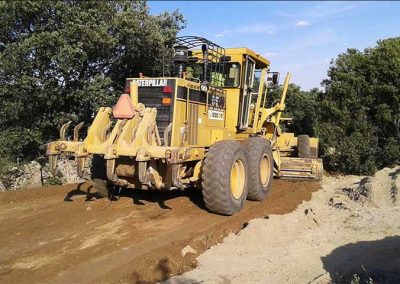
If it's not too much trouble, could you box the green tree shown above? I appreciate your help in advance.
[268,83,320,136]
[0,0,184,161]
[268,38,400,174]
[318,37,400,174]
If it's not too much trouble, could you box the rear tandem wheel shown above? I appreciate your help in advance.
[244,136,274,201]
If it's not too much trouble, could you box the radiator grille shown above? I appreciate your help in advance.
[137,87,173,144]
[188,103,198,145]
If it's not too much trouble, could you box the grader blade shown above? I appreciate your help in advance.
[279,157,323,180]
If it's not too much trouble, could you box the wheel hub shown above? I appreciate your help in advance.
[230,159,245,199]
[260,154,271,187]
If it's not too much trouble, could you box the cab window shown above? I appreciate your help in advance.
[186,62,241,88]
[223,62,240,87]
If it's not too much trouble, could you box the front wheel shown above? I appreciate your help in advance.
[201,140,248,215]
[297,135,311,158]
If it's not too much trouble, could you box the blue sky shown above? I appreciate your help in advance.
[150,1,400,90]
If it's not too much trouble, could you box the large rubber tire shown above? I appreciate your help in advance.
[201,140,248,215]
[244,137,273,201]
[91,155,109,198]
[297,135,311,158]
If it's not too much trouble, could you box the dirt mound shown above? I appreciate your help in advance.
[340,166,400,207]
[167,167,400,283]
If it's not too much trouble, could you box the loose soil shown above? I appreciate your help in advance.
[167,167,400,284]
[0,179,319,283]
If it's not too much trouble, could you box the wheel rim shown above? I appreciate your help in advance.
[230,159,245,199]
[260,154,271,187]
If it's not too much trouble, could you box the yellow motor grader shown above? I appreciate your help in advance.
[47,36,322,215]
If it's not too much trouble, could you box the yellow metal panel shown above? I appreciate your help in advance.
[223,131,235,140]
[224,88,240,132]
[210,129,224,144]
[196,104,207,147]
[172,101,187,147]
[225,48,270,67]
[310,137,319,148]
[277,133,296,148]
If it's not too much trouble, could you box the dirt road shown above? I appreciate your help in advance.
[0,180,319,283]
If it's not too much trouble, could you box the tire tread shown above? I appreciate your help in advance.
[201,140,247,215]
[244,136,273,201]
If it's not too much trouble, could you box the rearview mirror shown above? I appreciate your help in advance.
[267,72,280,86]
[272,72,279,85]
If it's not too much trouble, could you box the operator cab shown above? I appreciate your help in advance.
[222,48,279,131]
[170,42,280,132]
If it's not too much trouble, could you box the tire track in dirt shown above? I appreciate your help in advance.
[0,180,320,283]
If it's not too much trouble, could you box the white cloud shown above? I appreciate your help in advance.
[276,2,364,27]
[279,59,331,90]
[214,30,231,38]
[275,11,293,18]
[304,2,363,19]
[214,32,226,38]
[263,52,278,57]
[295,20,310,27]
[214,24,276,38]
[281,58,331,70]
[286,29,343,51]
[234,24,275,34]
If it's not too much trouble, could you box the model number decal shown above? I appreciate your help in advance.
[208,109,224,120]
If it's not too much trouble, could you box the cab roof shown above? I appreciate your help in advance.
[225,48,270,68]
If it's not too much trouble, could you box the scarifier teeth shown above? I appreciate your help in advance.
[60,121,72,141]
[73,122,84,142]
[76,156,85,178]
[49,155,58,175]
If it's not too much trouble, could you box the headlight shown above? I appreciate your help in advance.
[200,82,209,92]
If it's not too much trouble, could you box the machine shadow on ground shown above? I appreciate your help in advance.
[116,186,208,211]
[63,182,208,212]
[63,183,100,201]
[321,236,400,283]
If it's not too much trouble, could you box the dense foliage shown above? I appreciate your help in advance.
[268,84,321,137]
[0,0,184,161]
[279,37,400,174]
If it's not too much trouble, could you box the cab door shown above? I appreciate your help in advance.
[238,56,255,129]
